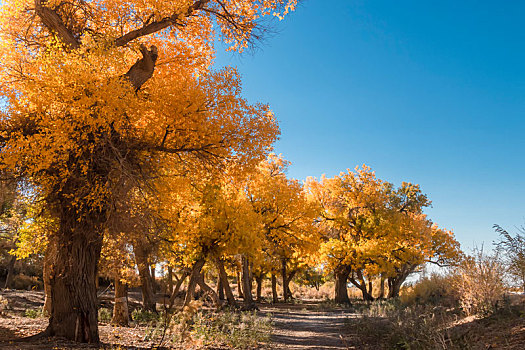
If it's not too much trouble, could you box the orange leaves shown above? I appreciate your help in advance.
[308,165,462,277]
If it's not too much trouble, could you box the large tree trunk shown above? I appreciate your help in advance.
[184,258,205,306]
[271,273,278,303]
[111,272,129,326]
[216,259,237,307]
[42,240,56,316]
[217,274,225,301]
[133,243,156,312]
[387,277,403,298]
[4,255,16,289]
[256,273,264,301]
[334,265,351,304]
[281,259,289,302]
[45,212,103,343]
[241,256,255,309]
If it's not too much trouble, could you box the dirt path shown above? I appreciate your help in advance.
[260,302,354,350]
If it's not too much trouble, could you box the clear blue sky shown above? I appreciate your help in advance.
[213,0,525,250]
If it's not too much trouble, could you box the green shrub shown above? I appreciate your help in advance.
[24,308,43,318]
[98,307,112,323]
[131,308,160,325]
[176,310,272,349]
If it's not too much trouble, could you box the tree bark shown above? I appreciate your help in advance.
[349,270,374,301]
[45,212,103,343]
[334,265,351,304]
[378,274,386,299]
[241,256,255,308]
[236,270,244,298]
[184,258,205,306]
[4,255,16,289]
[133,243,156,312]
[216,259,237,307]
[196,272,219,308]
[111,272,129,326]
[281,259,289,302]
[217,273,225,301]
[271,273,278,303]
[256,273,264,301]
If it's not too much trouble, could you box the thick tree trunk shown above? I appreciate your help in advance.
[368,281,373,297]
[256,273,264,301]
[4,255,16,289]
[184,259,205,306]
[387,277,403,298]
[271,273,278,303]
[334,265,351,304]
[45,214,103,343]
[217,274,225,301]
[42,241,56,316]
[111,272,129,326]
[133,243,156,312]
[241,256,255,308]
[216,259,237,307]
[281,259,289,302]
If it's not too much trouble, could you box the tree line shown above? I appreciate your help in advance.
[0,0,460,344]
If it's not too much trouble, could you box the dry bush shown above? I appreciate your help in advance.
[13,273,42,290]
[291,281,333,300]
[452,249,506,316]
[401,273,459,308]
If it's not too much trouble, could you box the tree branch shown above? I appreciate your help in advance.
[114,0,211,48]
[34,0,80,49]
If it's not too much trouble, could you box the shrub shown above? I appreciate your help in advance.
[24,308,43,318]
[401,273,459,308]
[452,249,506,316]
[0,295,8,315]
[131,308,160,325]
[98,307,112,323]
[189,310,272,349]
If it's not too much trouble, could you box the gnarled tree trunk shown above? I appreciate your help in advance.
[45,210,104,343]
[271,273,278,303]
[334,265,351,304]
[241,256,255,309]
[133,242,156,312]
[255,273,264,301]
[111,272,129,326]
[4,255,16,289]
[216,259,237,307]
[184,258,206,306]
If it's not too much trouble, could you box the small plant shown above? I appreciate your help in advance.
[131,308,160,325]
[24,308,43,318]
[189,309,272,349]
[0,295,9,315]
[98,307,112,323]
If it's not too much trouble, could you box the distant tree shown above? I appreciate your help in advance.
[494,223,525,293]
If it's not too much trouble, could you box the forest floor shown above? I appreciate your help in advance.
[0,290,524,349]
